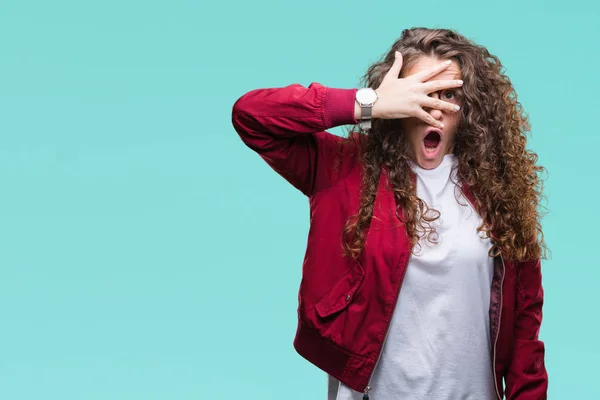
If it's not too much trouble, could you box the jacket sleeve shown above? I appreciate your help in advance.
[231,82,358,196]
[505,259,548,399]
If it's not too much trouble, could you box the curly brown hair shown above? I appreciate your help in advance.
[341,27,548,263]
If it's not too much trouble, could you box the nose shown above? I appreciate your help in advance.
[426,92,443,122]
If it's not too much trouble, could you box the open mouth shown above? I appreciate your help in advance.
[423,130,442,153]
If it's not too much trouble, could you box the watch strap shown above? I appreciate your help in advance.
[359,104,373,130]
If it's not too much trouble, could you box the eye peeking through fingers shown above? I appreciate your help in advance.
[438,89,463,104]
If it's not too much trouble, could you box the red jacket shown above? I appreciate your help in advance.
[231,82,548,399]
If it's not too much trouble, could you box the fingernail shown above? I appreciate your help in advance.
[446,60,452,65]
[440,123,445,128]
[395,51,400,58]
[458,80,464,85]
[455,105,460,111]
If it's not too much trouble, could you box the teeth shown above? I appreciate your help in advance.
[425,146,436,152]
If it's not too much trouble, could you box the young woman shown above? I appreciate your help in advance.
[232,27,548,400]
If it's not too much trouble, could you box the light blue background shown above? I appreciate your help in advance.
[0,0,597,398]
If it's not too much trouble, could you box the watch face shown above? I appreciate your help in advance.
[357,88,377,105]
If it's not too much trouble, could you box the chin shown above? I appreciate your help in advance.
[416,157,445,170]
[413,145,449,170]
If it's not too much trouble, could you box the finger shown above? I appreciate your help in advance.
[382,51,403,84]
[421,79,464,94]
[421,96,461,113]
[415,109,445,129]
[412,60,453,82]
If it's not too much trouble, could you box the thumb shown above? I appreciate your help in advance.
[383,51,403,83]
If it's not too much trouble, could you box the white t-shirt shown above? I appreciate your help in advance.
[329,154,496,400]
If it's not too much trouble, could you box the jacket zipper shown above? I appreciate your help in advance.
[492,255,506,400]
[362,385,371,399]
[362,252,411,399]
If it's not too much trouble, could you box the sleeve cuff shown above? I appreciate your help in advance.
[323,87,359,129]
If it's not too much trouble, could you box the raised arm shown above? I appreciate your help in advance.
[231,83,358,196]
[232,54,464,195]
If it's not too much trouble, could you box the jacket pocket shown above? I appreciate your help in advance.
[315,262,365,318]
